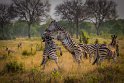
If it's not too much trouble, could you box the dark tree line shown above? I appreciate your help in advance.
[12,0,50,38]
[0,4,14,39]
[85,0,117,35]
[55,0,88,38]
[0,0,50,39]
[55,0,117,38]
[0,0,118,40]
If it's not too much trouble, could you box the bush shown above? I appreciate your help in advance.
[22,50,31,56]
[5,61,24,73]
[79,30,89,44]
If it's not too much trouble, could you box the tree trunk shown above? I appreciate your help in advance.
[95,23,100,36]
[70,23,74,37]
[96,28,99,36]
[28,23,31,39]
[1,24,5,39]
[76,19,79,39]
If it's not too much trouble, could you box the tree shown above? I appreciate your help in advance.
[85,0,117,35]
[0,4,14,39]
[55,0,87,39]
[12,0,50,38]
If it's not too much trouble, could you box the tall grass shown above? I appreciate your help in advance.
[0,37,124,83]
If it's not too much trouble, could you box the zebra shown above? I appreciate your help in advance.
[79,38,107,61]
[108,35,119,56]
[46,21,108,64]
[92,35,119,65]
[41,30,62,69]
[46,20,83,64]
[46,20,118,65]
[92,45,117,65]
[79,43,99,62]
[80,34,119,65]
[56,30,83,64]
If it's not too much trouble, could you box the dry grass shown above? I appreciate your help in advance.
[0,37,124,83]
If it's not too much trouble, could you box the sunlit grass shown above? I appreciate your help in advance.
[0,37,124,83]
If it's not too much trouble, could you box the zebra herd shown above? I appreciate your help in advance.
[41,20,119,69]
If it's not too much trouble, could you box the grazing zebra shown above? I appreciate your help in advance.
[92,45,117,65]
[41,30,62,69]
[79,38,107,61]
[46,21,83,64]
[79,43,100,62]
[92,35,119,65]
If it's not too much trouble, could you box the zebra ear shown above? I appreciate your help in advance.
[51,20,56,23]
[111,35,114,38]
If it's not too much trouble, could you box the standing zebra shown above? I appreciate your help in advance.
[79,43,100,62]
[46,21,83,64]
[92,35,119,65]
[57,31,83,63]
[41,30,62,69]
[108,35,119,56]
[92,45,117,65]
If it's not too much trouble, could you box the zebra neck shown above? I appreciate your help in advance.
[60,36,76,52]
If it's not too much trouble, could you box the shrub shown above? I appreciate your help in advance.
[51,69,61,79]
[79,30,89,44]
[22,50,31,56]
[5,61,24,73]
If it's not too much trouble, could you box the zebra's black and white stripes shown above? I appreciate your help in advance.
[41,30,62,69]
[46,21,84,64]
[46,20,119,65]
[57,31,83,63]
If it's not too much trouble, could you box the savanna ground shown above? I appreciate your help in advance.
[0,36,124,83]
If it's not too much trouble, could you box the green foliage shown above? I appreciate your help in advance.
[79,30,89,44]
[51,69,62,79]
[0,24,16,40]
[94,39,99,44]
[5,61,24,73]
[0,19,124,40]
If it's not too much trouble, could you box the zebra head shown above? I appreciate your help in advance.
[57,31,66,41]
[46,20,64,33]
[42,30,53,42]
[111,35,117,46]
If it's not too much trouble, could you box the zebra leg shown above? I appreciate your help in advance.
[89,54,92,63]
[92,55,99,65]
[113,52,117,63]
[54,57,60,69]
[58,47,62,56]
[98,58,103,65]
[83,52,87,59]
[56,46,63,56]
[41,55,48,70]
